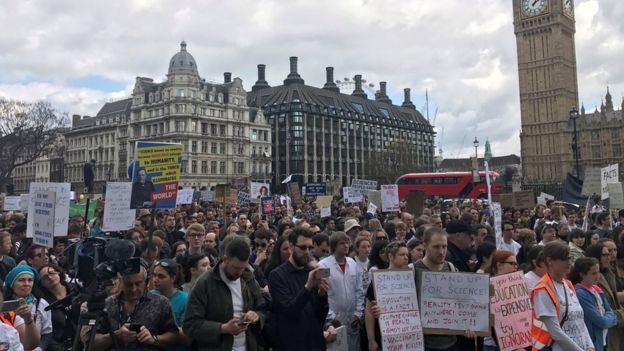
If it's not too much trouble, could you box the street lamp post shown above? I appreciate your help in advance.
[473,137,479,170]
[569,107,580,178]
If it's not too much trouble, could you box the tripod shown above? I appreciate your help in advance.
[73,304,120,351]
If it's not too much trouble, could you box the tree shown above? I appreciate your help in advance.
[0,98,68,191]
[366,140,429,184]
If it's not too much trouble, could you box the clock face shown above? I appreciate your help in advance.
[563,0,574,17]
[522,0,547,17]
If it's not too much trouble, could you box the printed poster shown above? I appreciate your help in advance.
[130,141,183,209]
[381,184,400,212]
[251,182,271,198]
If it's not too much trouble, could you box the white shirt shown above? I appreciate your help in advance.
[525,271,541,292]
[0,322,23,351]
[319,255,364,325]
[496,237,522,256]
[219,268,246,351]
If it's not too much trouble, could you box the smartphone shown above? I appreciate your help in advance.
[315,268,330,279]
[1,300,21,312]
[129,324,142,333]
[237,319,251,326]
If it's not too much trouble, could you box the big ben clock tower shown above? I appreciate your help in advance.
[513,0,579,181]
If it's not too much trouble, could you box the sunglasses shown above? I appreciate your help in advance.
[155,260,172,267]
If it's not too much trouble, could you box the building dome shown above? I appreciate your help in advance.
[168,41,198,75]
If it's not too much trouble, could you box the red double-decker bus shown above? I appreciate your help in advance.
[396,171,504,199]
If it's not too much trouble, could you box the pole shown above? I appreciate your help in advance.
[82,198,90,238]
[573,117,580,178]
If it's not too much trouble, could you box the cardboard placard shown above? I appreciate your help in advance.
[200,190,214,202]
[607,183,624,209]
[32,190,55,248]
[320,207,331,218]
[343,187,363,203]
[367,202,378,215]
[368,190,381,208]
[406,190,425,217]
[419,271,490,336]
[20,194,30,213]
[26,182,70,238]
[316,195,333,209]
[512,190,536,209]
[491,193,513,209]
[490,272,532,351]
[3,196,21,211]
[102,182,136,232]
[351,179,378,196]
[381,185,400,212]
[237,191,251,207]
[581,167,601,196]
[373,269,424,351]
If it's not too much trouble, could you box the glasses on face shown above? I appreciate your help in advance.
[295,244,314,251]
[502,261,518,267]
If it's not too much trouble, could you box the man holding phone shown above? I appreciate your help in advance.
[183,237,266,351]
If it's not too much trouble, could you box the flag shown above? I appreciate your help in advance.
[282,174,293,184]
[484,139,493,212]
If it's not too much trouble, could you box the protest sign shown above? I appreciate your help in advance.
[326,326,348,351]
[536,192,554,205]
[316,195,333,208]
[582,167,602,196]
[250,182,271,198]
[237,191,251,207]
[368,190,381,208]
[406,190,425,217]
[320,207,331,218]
[305,182,327,196]
[175,189,194,205]
[491,193,513,209]
[351,179,377,196]
[20,194,29,213]
[492,202,502,238]
[69,202,96,220]
[102,182,136,231]
[601,164,619,200]
[607,183,624,209]
[373,270,424,351]
[343,187,363,203]
[27,182,70,238]
[490,271,532,351]
[32,190,55,248]
[367,202,377,215]
[512,190,536,209]
[381,185,400,212]
[231,177,249,192]
[200,190,214,202]
[260,197,274,215]
[288,183,303,208]
[419,271,490,336]
[4,196,21,211]
[131,141,183,209]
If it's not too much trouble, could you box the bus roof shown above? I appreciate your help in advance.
[398,171,499,178]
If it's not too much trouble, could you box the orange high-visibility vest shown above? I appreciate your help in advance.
[0,311,16,328]
[530,274,575,351]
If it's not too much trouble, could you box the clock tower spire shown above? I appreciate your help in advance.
[513,0,579,181]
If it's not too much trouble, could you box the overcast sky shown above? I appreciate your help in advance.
[0,0,622,159]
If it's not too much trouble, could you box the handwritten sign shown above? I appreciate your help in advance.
[320,207,331,218]
[367,202,378,215]
[352,179,378,196]
[237,191,251,207]
[601,164,619,200]
[607,183,624,209]
[368,190,381,207]
[373,270,424,351]
[32,190,56,248]
[316,195,333,208]
[3,196,21,211]
[419,271,490,335]
[490,271,532,351]
[343,187,363,203]
[102,182,136,232]
[200,190,214,202]
[381,185,400,212]
[27,182,70,238]
[175,188,194,205]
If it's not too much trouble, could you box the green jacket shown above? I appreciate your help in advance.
[598,269,624,351]
[183,262,266,351]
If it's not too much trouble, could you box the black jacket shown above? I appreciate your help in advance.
[445,240,471,272]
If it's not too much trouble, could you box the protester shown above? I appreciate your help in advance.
[570,257,617,351]
[497,221,521,255]
[475,242,496,274]
[268,228,329,351]
[483,250,518,351]
[524,245,547,291]
[181,254,210,293]
[445,220,474,272]
[353,236,371,291]
[569,228,586,265]
[319,231,364,351]
[151,259,188,326]
[183,237,265,351]
[530,241,594,351]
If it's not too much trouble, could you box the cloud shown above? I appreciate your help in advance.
[0,0,621,160]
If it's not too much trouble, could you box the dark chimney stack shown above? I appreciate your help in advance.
[224,72,232,83]
[252,64,271,92]
[284,56,305,85]
[376,81,392,104]
[352,74,368,99]
[402,88,416,109]
[323,67,340,93]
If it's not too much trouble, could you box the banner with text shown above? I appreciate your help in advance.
[351,179,378,196]
[419,271,490,336]
[175,189,194,205]
[373,270,424,351]
[601,164,619,200]
[490,271,532,351]
[237,191,251,208]
[3,196,21,211]
[381,185,400,212]
[27,182,70,238]
[32,190,56,248]
[131,141,183,209]
[304,182,327,196]
[343,187,363,203]
[103,182,136,231]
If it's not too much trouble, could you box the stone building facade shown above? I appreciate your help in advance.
[64,42,271,192]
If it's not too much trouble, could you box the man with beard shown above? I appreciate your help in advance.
[184,237,266,350]
[268,228,329,351]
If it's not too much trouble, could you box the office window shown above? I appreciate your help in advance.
[191,141,197,152]
[191,160,197,173]
[220,125,226,136]
[210,161,217,174]
[211,142,217,153]
[202,141,208,153]
[219,161,226,174]
[220,143,226,154]
[201,161,208,173]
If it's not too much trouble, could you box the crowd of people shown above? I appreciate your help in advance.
[0,193,623,351]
